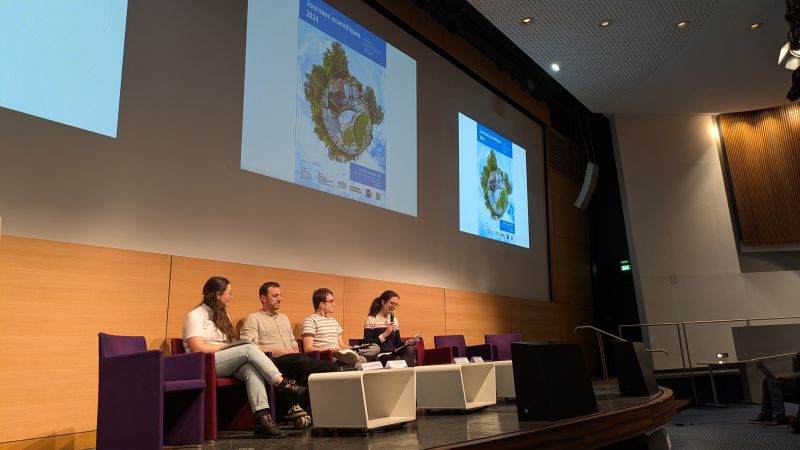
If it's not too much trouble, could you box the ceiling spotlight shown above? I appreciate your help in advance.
[551,63,561,72]
[748,22,762,31]
[600,19,613,28]
[676,20,689,29]
[521,17,533,25]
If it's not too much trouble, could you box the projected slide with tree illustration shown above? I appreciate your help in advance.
[241,0,416,216]
[459,113,530,248]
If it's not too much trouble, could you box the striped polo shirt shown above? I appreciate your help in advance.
[301,313,343,349]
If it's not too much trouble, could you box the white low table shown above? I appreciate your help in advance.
[414,363,496,410]
[308,368,416,429]
[494,360,516,398]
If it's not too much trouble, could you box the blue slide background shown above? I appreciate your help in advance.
[0,0,128,138]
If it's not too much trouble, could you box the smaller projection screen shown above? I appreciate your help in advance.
[241,0,417,216]
[458,113,530,248]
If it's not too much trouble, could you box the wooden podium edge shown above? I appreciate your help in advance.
[436,387,676,450]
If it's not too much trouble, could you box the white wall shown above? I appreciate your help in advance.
[612,113,800,369]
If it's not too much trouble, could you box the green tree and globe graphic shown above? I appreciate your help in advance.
[480,149,513,220]
[303,41,384,163]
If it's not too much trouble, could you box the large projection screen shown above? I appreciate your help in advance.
[0,0,549,301]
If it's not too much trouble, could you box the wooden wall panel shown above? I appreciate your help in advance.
[0,431,95,450]
[0,236,171,443]
[559,303,597,372]
[550,234,592,306]
[167,257,345,343]
[341,278,445,343]
[718,103,800,245]
[549,168,590,244]
[509,297,562,341]
[444,289,511,345]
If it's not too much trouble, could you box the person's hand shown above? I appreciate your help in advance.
[383,323,397,337]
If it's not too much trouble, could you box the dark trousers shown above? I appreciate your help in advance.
[760,377,800,417]
[271,352,337,386]
[271,353,337,416]
[378,345,417,367]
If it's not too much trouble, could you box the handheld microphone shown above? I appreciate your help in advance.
[389,313,394,325]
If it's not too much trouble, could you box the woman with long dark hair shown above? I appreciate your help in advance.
[183,276,308,439]
[363,290,417,367]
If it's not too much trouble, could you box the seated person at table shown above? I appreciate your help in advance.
[363,290,417,367]
[750,353,800,427]
[183,276,308,439]
[301,288,379,365]
[240,281,338,427]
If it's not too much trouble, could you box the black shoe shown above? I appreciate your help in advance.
[254,412,287,439]
[750,412,773,423]
[277,378,309,405]
[763,416,788,427]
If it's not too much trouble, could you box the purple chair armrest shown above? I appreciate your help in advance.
[465,343,494,361]
[100,350,163,391]
[164,352,204,381]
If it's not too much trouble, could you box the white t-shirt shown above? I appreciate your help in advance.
[183,304,229,352]
[301,313,342,349]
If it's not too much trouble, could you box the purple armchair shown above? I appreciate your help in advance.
[97,333,204,450]
[170,338,273,440]
[485,333,522,361]
[434,335,497,361]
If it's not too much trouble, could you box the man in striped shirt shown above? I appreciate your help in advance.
[301,288,379,365]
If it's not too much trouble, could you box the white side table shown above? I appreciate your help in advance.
[414,363,496,410]
[308,368,416,429]
[494,360,515,398]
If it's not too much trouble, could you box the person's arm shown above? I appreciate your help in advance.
[302,333,332,352]
[183,309,225,353]
[337,333,350,350]
[186,336,224,353]
[363,318,385,345]
[238,314,259,343]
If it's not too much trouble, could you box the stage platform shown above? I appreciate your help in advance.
[165,382,675,450]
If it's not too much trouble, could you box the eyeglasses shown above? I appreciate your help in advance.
[388,301,400,308]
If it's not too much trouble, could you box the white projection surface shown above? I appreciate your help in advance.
[241,0,417,216]
[459,113,530,248]
[0,0,128,138]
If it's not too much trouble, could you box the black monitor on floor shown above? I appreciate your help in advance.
[511,341,598,421]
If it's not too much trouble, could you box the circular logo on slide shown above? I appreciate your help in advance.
[302,42,384,163]
[480,149,513,220]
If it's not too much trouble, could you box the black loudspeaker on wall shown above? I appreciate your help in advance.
[574,162,599,210]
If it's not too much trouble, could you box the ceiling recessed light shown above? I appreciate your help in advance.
[521,17,533,25]
[600,19,613,28]
[748,22,762,31]
[676,20,689,29]
[551,63,560,72]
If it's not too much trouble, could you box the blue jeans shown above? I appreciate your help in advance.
[761,377,800,417]
[215,344,282,413]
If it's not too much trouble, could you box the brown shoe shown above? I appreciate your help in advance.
[254,412,287,439]
[750,412,773,423]
[278,379,309,405]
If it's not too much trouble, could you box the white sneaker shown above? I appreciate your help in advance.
[333,349,361,365]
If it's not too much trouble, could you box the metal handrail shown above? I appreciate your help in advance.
[574,325,629,342]
[618,322,690,402]
[646,348,670,354]
[620,315,800,405]
[573,326,671,383]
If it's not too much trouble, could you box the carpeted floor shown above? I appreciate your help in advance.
[665,403,800,449]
